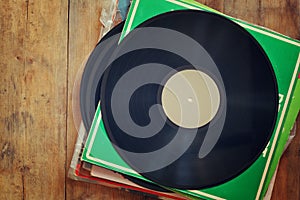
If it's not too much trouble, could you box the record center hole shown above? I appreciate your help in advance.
[161,69,220,129]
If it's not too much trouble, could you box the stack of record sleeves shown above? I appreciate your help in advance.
[69,0,300,199]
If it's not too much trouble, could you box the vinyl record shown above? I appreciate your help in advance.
[79,21,170,193]
[101,10,278,189]
[80,21,124,132]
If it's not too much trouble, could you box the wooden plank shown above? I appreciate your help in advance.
[224,0,262,25]
[0,0,68,199]
[0,1,27,199]
[203,0,224,12]
[261,0,300,40]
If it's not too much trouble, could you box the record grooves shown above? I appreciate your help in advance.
[80,22,124,132]
[79,21,170,192]
[100,10,278,189]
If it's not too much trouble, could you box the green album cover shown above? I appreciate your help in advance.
[81,0,300,199]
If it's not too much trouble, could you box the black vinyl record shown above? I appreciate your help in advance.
[79,22,170,193]
[80,22,124,131]
[101,10,278,189]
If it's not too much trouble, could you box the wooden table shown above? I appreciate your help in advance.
[0,0,299,199]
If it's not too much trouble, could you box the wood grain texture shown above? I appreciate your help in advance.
[0,0,68,199]
[0,0,299,199]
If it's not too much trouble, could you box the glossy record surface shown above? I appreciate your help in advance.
[101,10,278,189]
[79,22,170,192]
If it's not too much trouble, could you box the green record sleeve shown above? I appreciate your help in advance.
[81,0,300,199]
